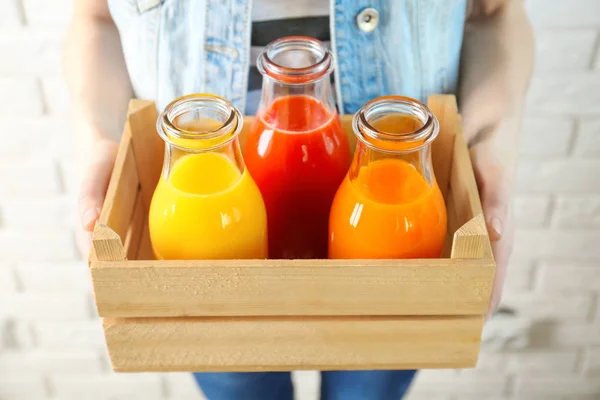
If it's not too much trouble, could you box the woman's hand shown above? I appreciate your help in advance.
[76,138,119,258]
[470,140,515,319]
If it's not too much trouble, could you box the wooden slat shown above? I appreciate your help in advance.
[451,214,493,260]
[429,95,459,201]
[449,128,483,226]
[128,100,163,213]
[136,220,153,260]
[90,258,494,318]
[92,224,125,261]
[103,315,482,372]
[123,190,144,260]
[96,124,139,246]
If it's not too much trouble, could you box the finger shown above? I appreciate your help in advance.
[75,224,93,260]
[486,218,515,320]
[470,146,511,241]
[78,141,118,231]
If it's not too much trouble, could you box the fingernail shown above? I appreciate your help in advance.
[489,216,503,240]
[82,208,99,230]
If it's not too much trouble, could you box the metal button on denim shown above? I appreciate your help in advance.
[356,8,379,33]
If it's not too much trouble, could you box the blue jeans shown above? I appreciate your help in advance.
[193,370,417,400]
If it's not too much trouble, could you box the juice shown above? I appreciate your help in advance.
[149,149,268,260]
[329,159,447,259]
[244,95,350,259]
[329,110,447,260]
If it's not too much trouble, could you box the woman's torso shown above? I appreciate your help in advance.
[108,0,467,114]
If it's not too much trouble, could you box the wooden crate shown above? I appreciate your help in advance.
[89,95,495,372]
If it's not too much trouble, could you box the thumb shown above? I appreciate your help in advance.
[78,140,119,232]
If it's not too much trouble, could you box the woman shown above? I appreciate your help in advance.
[65,0,533,398]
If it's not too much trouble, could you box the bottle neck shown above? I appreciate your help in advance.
[256,36,337,122]
[157,94,245,180]
[349,96,440,191]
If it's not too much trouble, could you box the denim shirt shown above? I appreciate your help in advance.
[108,0,467,114]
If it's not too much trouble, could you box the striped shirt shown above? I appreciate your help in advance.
[249,1,331,92]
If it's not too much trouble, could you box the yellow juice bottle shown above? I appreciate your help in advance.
[149,94,268,260]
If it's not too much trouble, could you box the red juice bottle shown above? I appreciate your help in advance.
[244,36,350,259]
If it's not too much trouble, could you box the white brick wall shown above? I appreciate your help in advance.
[575,118,600,156]
[0,0,599,399]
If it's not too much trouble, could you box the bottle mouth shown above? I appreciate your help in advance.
[158,94,243,151]
[353,96,440,153]
[257,36,333,84]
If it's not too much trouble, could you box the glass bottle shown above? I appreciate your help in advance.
[244,36,350,259]
[149,94,268,260]
[329,96,447,259]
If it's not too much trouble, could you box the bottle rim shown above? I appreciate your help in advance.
[257,36,333,84]
[352,96,440,154]
[157,93,243,152]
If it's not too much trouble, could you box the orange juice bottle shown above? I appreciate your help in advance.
[329,96,447,259]
[149,94,268,260]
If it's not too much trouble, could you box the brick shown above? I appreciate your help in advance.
[520,117,574,158]
[583,346,600,375]
[516,376,600,397]
[526,0,600,27]
[554,195,600,228]
[530,322,600,347]
[473,350,507,371]
[59,158,79,196]
[501,291,594,321]
[406,393,451,400]
[0,77,44,115]
[0,159,61,197]
[164,372,206,399]
[41,77,71,114]
[51,373,164,400]
[526,73,600,116]
[410,370,507,396]
[0,318,35,349]
[0,229,77,262]
[0,116,74,158]
[0,263,17,292]
[516,160,600,193]
[15,261,91,292]
[293,370,319,400]
[507,351,578,373]
[22,0,73,27]
[534,29,597,71]
[513,195,551,228]
[512,229,600,259]
[0,374,47,399]
[31,320,105,350]
[0,0,24,27]
[575,118,600,157]
[505,259,535,291]
[0,29,64,76]
[0,197,76,229]
[539,262,600,292]
[0,292,90,320]
[0,350,103,373]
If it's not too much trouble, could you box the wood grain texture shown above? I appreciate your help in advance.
[103,315,482,372]
[450,129,483,226]
[128,100,163,213]
[452,214,493,260]
[136,220,153,260]
[97,125,139,244]
[123,190,144,260]
[92,224,125,261]
[91,258,494,317]
[429,95,458,200]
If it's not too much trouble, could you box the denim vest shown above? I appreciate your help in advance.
[108,0,467,114]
